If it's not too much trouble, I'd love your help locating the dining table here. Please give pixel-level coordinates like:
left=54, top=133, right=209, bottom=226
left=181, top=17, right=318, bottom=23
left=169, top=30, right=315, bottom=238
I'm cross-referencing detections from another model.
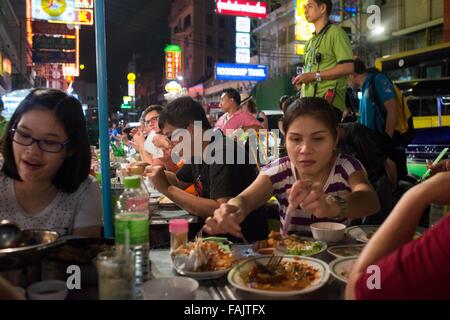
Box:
left=64, top=235, right=359, bottom=300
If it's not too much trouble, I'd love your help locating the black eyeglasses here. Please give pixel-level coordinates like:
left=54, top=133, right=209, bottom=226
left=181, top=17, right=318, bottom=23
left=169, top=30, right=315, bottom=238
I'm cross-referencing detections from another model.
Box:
left=144, top=116, right=159, bottom=125
left=11, top=128, right=70, bottom=153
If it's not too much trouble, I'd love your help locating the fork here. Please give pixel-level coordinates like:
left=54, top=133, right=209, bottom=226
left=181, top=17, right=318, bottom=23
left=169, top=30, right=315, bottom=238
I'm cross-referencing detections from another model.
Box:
left=266, top=243, right=285, bottom=269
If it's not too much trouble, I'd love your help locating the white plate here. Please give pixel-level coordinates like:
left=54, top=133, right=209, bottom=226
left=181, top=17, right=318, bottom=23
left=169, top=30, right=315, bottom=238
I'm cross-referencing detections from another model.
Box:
left=329, top=256, right=358, bottom=283
left=327, top=244, right=365, bottom=258
left=346, top=225, right=422, bottom=243
left=345, top=225, right=379, bottom=243
left=174, top=267, right=231, bottom=280
left=156, top=210, right=189, bottom=219
left=227, top=255, right=330, bottom=297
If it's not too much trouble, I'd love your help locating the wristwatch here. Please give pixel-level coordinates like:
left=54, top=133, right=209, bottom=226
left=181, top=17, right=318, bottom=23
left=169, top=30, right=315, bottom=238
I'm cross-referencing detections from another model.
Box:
left=326, top=195, right=348, bottom=219
left=315, top=72, right=322, bottom=82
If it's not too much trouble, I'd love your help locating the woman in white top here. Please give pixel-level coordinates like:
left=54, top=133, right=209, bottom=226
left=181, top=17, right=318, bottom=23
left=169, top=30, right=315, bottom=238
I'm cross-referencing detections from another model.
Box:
left=0, top=88, right=102, bottom=237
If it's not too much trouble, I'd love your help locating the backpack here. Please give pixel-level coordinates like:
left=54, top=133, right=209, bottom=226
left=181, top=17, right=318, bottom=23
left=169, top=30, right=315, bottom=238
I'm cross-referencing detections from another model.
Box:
left=367, top=68, right=414, bottom=146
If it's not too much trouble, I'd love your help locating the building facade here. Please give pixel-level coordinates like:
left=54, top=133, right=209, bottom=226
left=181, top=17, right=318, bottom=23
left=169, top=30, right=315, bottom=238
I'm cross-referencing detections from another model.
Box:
left=0, top=0, right=30, bottom=95
left=169, top=0, right=235, bottom=89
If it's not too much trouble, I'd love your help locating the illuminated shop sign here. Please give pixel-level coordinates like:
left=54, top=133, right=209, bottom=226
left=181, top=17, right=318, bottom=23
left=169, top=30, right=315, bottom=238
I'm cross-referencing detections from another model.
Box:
left=165, top=44, right=182, bottom=80
left=216, top=0, right=267, bottom=19
left=215, top=63, right=267, bottom=81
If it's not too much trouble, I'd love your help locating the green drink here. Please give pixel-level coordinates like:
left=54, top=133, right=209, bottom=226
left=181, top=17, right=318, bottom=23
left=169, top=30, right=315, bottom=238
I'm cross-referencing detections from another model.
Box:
left=115, top=212, right=149, bottom=246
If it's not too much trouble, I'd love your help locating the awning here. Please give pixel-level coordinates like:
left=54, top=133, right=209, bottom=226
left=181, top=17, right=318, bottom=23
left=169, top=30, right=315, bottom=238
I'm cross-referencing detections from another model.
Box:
left=254, top=75, right=296, bottom=110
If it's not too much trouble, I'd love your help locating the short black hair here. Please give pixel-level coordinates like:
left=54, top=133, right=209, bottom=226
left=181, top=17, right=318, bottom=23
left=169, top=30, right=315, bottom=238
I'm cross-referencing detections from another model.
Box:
left=222, top=88, right=241, bottom=106
left=354, top=58, right=368, bottom=74
left=1, top=88, right=91, bottom=193
left=158, top=96, right=211, bottom=131
left=283, top=97, right=337, bottom=138
left=140, top=104, right=163, bottom=123
left=314, top=0, right=332, bottom=16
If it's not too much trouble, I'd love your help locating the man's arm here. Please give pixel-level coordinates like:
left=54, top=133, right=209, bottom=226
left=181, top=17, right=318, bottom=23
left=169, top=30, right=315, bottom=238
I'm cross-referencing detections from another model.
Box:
left=383, top=99, right=398, bottom=138
left=319, top=62, right=354, bottom=80
left=165, top=170, right=191, bottom=190
left=166, top=186, right=229, bottom=219
left=346, top=172, right=450, bottom=299
left=293, top=62, right=354, bottom=85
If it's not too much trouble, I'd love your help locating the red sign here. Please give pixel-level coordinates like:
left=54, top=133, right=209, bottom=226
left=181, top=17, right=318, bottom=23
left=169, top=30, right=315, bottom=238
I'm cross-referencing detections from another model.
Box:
left=165, top=51, right=182, bottom=80
left=216, top=0, right=267, bottom=18
left=31, top=20, right=76, bottom=36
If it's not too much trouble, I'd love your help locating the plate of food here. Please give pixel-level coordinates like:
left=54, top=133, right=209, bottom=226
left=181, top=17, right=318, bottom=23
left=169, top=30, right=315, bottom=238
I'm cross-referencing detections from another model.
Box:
left=171, top=238, right=236, bottom=280
left=346, top=225, right=421, bottom=243
left=228, top=255, right=330, bottom=297
left=327, top=244, right=366, bottom=258
left=345, top=225, right=379, bottom=243
left=254, top=231, right=327, bottom=257
left=329, top=256, right=358, bottom=283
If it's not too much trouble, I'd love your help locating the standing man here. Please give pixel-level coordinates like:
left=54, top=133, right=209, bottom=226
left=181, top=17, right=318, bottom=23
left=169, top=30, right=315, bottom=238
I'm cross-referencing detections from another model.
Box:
left=347, top=58, right=404, bottom=182
left=215, top=88, right=262, bottom=136
left=292, top=0, right=354, bottom=120
left=347, top=59, right=398, bottom=138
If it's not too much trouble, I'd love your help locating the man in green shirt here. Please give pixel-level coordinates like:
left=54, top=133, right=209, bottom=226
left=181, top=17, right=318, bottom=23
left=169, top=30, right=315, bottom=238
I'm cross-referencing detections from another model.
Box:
left=292, top=0, right=354, bottom=120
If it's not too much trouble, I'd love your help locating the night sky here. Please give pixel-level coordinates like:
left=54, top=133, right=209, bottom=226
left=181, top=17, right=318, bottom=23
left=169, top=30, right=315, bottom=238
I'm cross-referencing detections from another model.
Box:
left=79, top=0, right=171, bottom=109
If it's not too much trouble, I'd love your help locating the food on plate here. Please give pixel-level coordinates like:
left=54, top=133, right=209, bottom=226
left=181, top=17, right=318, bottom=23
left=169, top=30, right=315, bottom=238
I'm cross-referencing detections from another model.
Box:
left=254, top=231, right=325, bottom=256
left=339, top=261, right=355, bottom=280
left=243, top=257, right=320, bottom=291
left=171, top=240, right=235, bottom=272
left=159, top=196, right=175, bottom=204
left=328, top=245, right=365, bottom=257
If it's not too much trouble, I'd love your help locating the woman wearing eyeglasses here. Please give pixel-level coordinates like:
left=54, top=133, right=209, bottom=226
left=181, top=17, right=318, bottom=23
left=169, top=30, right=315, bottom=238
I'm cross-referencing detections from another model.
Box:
left=0, top=88, right=102, bottom=237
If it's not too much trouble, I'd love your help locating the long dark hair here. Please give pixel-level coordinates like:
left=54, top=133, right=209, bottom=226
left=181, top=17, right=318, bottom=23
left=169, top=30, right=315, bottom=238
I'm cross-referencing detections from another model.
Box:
left=1, top=88, right=91, bottom=193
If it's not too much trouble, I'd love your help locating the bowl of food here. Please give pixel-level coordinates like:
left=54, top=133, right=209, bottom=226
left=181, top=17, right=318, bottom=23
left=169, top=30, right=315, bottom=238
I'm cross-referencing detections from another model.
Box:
left=310, top=222, right=346, bottom=243
left=228, top=255, right=330, bottom=297
left=141, top=277, right=199, bottom=300
left=329, top=256, right=358, bottom=283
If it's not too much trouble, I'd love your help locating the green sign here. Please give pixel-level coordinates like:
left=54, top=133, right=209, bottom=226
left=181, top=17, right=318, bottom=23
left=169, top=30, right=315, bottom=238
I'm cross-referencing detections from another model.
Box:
left=164, top=44, right=182, bottom=53
left=120, top=103, right=133, bottom=109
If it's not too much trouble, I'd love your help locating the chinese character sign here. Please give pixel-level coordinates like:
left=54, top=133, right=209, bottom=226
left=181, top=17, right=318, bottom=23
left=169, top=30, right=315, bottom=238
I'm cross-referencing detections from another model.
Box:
left=165, top=44, right=182, bottom=80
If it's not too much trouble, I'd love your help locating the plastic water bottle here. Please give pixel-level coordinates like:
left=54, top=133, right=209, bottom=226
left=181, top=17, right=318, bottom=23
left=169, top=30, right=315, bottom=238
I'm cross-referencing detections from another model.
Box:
left=115, top=176, right=150, bottom=298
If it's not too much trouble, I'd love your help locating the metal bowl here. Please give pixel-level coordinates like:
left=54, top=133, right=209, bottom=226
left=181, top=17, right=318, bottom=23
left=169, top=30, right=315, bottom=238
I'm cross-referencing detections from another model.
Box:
left=0, top=230, right=62, bottom=271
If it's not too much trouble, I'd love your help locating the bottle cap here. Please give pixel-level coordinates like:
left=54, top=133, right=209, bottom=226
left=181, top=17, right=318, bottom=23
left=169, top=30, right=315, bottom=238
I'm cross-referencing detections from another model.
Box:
left=123, top=176, right=141, bottom=189
left=169, top=219, right=188, bottom=233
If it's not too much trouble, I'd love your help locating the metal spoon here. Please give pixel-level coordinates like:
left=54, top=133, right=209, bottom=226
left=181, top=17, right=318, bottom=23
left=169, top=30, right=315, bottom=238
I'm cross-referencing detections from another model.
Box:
left=0, top=220, right=22, bottom=249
